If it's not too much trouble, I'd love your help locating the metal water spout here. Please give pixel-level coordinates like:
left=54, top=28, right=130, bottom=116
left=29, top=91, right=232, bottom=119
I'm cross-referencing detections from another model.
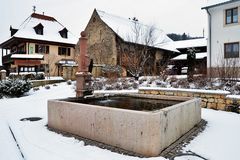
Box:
left=76, top=31, right=93, bottom=98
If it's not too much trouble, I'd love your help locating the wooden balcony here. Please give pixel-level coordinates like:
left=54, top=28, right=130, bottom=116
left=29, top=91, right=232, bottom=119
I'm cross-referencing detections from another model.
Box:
left=2, top=51, right=26, bottom=64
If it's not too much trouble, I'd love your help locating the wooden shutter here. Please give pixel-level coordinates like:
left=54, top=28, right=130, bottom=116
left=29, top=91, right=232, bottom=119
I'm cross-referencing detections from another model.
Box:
left=46, top=46, right=49, bottom=54
left=35, top=45, right=39, bottom=53
left=67, top=48, right=71, bottom=56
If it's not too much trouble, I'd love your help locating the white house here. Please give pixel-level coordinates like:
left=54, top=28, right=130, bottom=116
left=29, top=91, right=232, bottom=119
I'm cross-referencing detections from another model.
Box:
left=203, top=0, right=240, bottom=77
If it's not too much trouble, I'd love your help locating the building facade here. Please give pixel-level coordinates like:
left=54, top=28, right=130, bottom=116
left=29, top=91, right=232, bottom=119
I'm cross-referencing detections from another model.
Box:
left=0, top=12, right=78, bottom=76
left=78, top=9, right=178, bottom=77
left=170, top=38, right=207, bottom=75
left=203, top=0, right=240, bottom=77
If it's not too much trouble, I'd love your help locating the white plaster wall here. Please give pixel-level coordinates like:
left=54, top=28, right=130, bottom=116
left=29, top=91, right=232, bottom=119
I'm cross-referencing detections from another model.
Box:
left=208, top=1, right=240, bottom=67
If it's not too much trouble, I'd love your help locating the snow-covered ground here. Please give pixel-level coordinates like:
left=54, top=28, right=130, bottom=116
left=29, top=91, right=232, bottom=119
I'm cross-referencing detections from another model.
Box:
left=0, top=82, right=239, bottom=160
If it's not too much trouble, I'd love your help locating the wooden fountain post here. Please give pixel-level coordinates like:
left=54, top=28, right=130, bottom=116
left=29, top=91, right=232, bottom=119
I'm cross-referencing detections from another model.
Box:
left=76, top=31, right=93, bottom=98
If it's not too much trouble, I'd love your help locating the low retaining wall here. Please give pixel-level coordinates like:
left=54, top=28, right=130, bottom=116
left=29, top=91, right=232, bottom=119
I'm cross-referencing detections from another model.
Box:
left=139, top=87, right=235, bottom=111
left=31, top=79, right=65, bottom=87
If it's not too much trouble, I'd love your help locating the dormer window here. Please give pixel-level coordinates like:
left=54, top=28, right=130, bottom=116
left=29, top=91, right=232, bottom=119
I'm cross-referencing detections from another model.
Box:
left=10, top=26, right=18, bottom=36
left=59, top=28, right=68, bottom=38
left=34, top=23, right=44, bottom=35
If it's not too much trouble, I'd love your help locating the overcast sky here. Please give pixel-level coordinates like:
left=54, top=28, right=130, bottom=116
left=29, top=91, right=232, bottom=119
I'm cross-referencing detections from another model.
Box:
left=0, top=0, right=208, bottom=43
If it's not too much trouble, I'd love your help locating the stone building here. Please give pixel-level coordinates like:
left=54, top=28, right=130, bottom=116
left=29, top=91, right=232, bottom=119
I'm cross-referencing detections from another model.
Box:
left=77, top=9, right=179, bottom=77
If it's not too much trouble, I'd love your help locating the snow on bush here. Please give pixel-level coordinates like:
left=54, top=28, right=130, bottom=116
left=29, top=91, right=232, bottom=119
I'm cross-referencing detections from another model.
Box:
left=92, top=77, right=138, bottom=90
left=9, top=72, right=45, bottom=80
left=85, top=75, right=240, bottom=95
left=0, top=79, right=32, bottom=98
left=67, top=80, right=72, bottom=85
left=45, top=85, right=51, bottom=90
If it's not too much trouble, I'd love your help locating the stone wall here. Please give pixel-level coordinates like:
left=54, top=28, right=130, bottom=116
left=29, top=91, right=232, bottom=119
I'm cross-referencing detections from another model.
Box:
left=62, top=66, right=77, bottom=80
left=139, top=88, right=239, bottom=112
left=31, top=79, right=65, bottom=87
left=83, top=10, right=118, bottom=77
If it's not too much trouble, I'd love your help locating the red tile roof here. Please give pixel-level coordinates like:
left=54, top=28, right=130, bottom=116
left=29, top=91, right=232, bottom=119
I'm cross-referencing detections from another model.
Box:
left=31, top=13, right=56, bottom=21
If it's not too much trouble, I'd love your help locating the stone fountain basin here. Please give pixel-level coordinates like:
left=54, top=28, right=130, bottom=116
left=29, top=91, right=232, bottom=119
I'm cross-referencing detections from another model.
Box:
left=48, top=94, right=201, bottom=157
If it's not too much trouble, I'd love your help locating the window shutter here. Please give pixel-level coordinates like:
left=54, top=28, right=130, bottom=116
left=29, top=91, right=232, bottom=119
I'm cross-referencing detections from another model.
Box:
left=68, top=48, right=71, bottom=56
left=35, top=45, right=39, bottom=53
left=58, top=47, right=61, bottom=55
left=46, top=46, right=49, bottom=54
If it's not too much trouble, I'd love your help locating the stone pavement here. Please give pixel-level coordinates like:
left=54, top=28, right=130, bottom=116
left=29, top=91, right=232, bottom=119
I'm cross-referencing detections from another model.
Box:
left=49, top=119, right=207, bottom=158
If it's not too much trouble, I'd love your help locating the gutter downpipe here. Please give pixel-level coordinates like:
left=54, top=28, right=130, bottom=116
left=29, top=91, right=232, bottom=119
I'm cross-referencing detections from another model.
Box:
left=206, top=8, right=212, bottom=78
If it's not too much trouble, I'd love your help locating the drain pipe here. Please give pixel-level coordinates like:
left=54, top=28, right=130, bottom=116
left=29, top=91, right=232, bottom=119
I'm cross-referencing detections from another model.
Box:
left=206, top=9, right=212, bottom=78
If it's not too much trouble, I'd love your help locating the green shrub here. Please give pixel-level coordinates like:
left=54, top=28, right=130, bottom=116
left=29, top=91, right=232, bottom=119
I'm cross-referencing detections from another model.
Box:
left=0, top=79, right=32, bottom=97
left=9, top=72, right=45, bottom=80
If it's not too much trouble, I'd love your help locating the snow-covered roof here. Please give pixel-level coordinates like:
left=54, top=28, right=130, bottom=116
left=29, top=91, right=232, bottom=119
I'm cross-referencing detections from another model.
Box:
left=2, top=13, right=78, bottom=45
left=173, top=38, right=207, bottom=49
left=96, top=10, right=179, bottom=53
left=202, top=0, right=238, bottom=9
left=11, top=54, right=44, bottom=59
left=57, top=59, right=77, bottom=66
left=172, top=52, right=207, bottom=61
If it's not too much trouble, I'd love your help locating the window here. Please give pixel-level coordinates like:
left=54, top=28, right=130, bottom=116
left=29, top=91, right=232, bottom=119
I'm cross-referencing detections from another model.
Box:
left=19, top=66, right=36, bottom=73
left=34, top=23, right=44, bottom=35
left=224, top=42, right=239, bottom=58
left=36, top=29, right=43, bottom=35
left=58, top=47, right=71, bottom=56
left=35, top=44, right=49, bottom=54
left=59, top=28, right=68, bottom=38
left=226, top=8, right=238, bottom=24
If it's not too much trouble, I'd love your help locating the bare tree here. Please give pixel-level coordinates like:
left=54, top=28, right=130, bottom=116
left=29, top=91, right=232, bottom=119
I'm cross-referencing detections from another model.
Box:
left=215, top=54, right=240, bottom=82
left=44, top=54, right=57, bottom=79
left=119, top=20, right=158, bottom=79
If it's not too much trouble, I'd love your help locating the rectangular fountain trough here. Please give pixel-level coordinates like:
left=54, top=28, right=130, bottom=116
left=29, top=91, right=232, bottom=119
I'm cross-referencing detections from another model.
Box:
left=48, top=94, right=201, bottom=157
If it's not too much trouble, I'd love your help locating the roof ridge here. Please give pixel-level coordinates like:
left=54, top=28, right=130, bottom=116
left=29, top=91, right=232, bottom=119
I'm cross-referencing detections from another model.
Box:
left=96, top=9, right=162, bottom=32
left=31, top=13, right=56, bottom=21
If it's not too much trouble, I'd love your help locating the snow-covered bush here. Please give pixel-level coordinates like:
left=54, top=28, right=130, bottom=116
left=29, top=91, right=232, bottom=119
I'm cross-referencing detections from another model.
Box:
left=9, top=72, right=45, bottom=80
left=67, top=80, right=72, bottom=85
left=0, top=79, right=32, bottom=97
left=92, top=78, right=106, bottom=90
left=33, top=87, right=40, bottom=91
left=105, top=84, right=115, bottom=90
left=102, top=65, right=122, bottom=78
left=122, top=81, right=132, bottom=89
left=45, top=85, right=51, bottom=90
left=132, top=82, right=138, bottom=89
left=35, top=72, right=45, bottom=80
left=154, top=80, right=168, bottom=88
left=174, top=79, right=189, bottom=88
